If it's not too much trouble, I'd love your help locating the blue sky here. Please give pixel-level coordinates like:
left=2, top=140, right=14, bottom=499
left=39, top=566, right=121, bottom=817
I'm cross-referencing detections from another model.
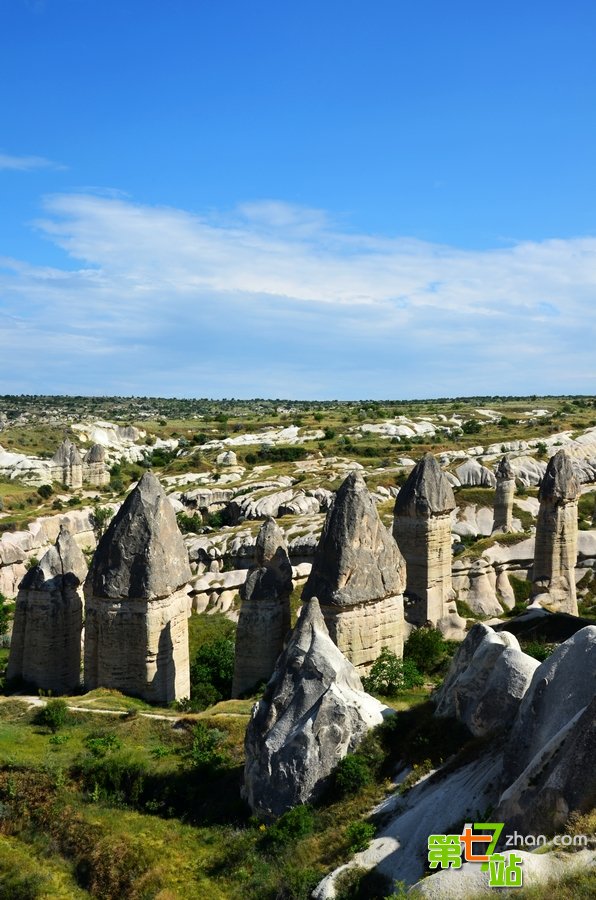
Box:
left=1, top=0, right=596, bottom=399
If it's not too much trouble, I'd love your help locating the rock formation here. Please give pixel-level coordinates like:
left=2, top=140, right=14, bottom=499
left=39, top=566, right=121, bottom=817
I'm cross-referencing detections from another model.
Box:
left=51, top=438, right=83, bottom=488
left=232, top=517, right=292, bottom=697
left=531, top=449, right=580, bottom=614
left=83, top=443, right=110, bottom=486
left=243, top=597, right=387, bottom=819
left=434, top=623, right=539, bottom=737
left=7, top=525, right=87, bottom=693
left=492, top=456, right=516, bottom=533
left=393, top=454, right=458, bottom=628
left=84, top=471, right=192, bottom=704
left=302, top=471, right=406, bottom=673
left=498, top=625, right=596, bottom=835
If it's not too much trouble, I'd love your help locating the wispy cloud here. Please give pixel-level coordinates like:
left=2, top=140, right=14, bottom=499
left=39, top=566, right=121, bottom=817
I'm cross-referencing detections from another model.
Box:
left=0, top=192, right=595, bottom=398
left=0, top=153, right=65, bottom=172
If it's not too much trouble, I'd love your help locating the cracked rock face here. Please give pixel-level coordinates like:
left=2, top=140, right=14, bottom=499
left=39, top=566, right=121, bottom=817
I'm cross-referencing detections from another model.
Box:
left=302, top=471, right=406, bottom=671
left=393, top=454, right=456, bottom=626
left=243, top=597, right=387, bottom=819
left=532, top=450, right=580, bottom=614
left=84, top=472, right=191, bottom=704
left=232, top=518, right=292, bottom=698
left=7, top=525, right=87, bottom=694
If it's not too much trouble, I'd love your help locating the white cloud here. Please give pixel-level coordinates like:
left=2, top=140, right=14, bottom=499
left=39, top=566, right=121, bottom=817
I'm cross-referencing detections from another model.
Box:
left=0, top=153, right=64, bottom=171
left=1, top=192, right=595, bottom=398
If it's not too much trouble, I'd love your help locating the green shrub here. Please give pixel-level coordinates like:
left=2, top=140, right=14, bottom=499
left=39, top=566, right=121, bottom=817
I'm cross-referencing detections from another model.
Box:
left=35, top=699, right=69, bottom=733
left=262, top=804, right=315, bottom=849
left=362, top=648, right=423, bottom=696
left=404, top=626, right=456, bottom=675
left=185, top=722, right=228, bottom=772
left=36, top=483, right=53, bottom=500
left=0, top=592, right=9, bottom=638
left=345, top=821, right=375, bottom=853
left=92, top=505, right=113, bottom=539
left=334, top=753, right=372, bottom=795
left=84, top=731, right=122, bottom=758
left=189, top=634, right=235, bottom=709
left=522, top=641, right=557, bottom=662
left=176, top=511, right=203, bottom=533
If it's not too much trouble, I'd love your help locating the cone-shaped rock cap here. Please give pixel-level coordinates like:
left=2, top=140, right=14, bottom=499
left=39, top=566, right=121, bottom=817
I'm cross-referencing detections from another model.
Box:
left=87, top=471, right=192, bottom=600
left=20, top=524, right=88, bottom=591
left=277, top=597, right=364, bottom=691
left=539, top=449, right=580, bottom=503
left=302, top=470, right=405, bottom=607
left=496, top=456, right=515, bottom=480
left=394, top=453, right=456, bottom=518
left=255, top=517, right=289, bottom=569
left=84, top=443, right=106, bottom=463
left=52, top=438, right=82, bottom=466
left=243, top=517, right=292, bottom=602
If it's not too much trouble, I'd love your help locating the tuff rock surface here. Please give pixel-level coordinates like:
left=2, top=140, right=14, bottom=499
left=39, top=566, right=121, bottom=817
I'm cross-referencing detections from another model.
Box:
left=232, top=517, right=292, bottom=697
left=84, top=472, right=192, bottom=704
left=7, top=525, right=87, bottom=693
left=243, top=597, right=387, bottom=819
left=433, top=623, right=539, bottom=737
left=393, top=454, right=462, bottom=632
left=492, top=456, right=516, bottom=533
left=532, top=449, right=580, bottom=614
left=303, top=471, right=406, bottom=671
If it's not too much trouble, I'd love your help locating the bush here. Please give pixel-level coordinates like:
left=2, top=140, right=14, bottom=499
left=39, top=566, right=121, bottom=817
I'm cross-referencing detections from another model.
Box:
left=176, top=511, right=203, bottom=533
left=84, top=731, right=122, bottom=758
left=262, top=805, right=315, bottom=849
left=92, top=505, right=113, bottom=539
left=334, top=754, right=372, bottom=795
left=36, top=699, right=69, bottom=733
left=362, top=648, right=424, bottom=696
left=404, top=626, right=456, bottom=676
left=0, top=592, right=9, bottom=638
left=185, top=722, right=228, bottom=772
left=345, top=821, right=375, bottom=852
left=189, top=635, right=235, bottom=709
left=37, top=484, right=53, bottom=500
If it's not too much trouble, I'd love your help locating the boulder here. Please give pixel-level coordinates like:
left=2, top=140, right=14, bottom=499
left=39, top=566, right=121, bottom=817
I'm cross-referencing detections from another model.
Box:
left=243, top=598, right=387, bottom=819
left=434, top=623, right=539, bottom=737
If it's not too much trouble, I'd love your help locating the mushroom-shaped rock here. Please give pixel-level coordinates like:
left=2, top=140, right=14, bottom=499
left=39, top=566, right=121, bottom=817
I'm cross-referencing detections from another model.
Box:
left=7, top=525, right=87, bottom=693
left=243, top=597, right=387, bottom=819
left=84, top=472, right=192, bottom=703
left=83, top=443, right=110, bottom=486
left=532, top=450, right=580, bottom=614
left=433, top=623, right=539, bottom=737
left=232, top=518, right=292, bottom=698
left=492, top=456, right=516, bottom=534
left=302, top=471, right=406, bottom=672
left=393, top=454, right=457, bottom=627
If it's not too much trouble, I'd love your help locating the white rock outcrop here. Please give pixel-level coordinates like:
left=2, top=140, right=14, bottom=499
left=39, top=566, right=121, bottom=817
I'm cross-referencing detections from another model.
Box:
left=243, top=597, right=387, bottom=819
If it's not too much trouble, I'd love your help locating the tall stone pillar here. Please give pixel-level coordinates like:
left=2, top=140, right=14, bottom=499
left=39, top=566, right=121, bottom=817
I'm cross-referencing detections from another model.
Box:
left=492, top=456, right=516, bottom=533
left=532, top=449, right=580, bottom=614
left=392, top=453, right=456, bottom=627
left=84, top=472, right=192, bottom=704
left=7, top=525, right=86, bottom=694
left=302, top=471, right=406, bottom=674
left=232, top=517, right=292, bottom=698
